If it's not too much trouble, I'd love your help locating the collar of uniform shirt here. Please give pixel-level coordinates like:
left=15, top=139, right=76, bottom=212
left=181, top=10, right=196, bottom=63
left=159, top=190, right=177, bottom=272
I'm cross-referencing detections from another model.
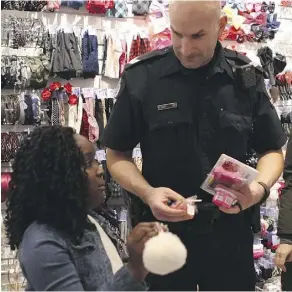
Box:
left=157, top=42, right=229, bottom=80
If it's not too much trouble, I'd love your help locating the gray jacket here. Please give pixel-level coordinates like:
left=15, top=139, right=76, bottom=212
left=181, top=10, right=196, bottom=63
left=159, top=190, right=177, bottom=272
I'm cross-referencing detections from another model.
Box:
left=19, top=220, right=147, bottom=291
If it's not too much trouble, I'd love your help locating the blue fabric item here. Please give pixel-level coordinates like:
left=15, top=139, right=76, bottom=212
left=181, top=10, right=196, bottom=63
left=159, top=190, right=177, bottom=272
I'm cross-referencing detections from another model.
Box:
left=61, top=0, right=83, bottom=9
left=82, top=31, right=99, bottom=78
left=19, top=220, right=147, bottom=291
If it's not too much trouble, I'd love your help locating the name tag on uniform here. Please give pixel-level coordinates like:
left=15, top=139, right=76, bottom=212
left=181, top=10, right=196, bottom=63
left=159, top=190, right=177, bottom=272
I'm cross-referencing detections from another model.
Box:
left=157, top=102, right=178, bottom=111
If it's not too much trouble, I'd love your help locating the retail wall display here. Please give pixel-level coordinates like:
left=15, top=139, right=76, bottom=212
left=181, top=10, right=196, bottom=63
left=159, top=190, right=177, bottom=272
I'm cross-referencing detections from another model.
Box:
left=1, top=0, right=159, bottom=17
left=221, top=1, right=281, bottom=43
left=1, top=210, right=26, bottom=291
left=1, top=131, right=29, bottom=163
left=280, top=0, right=292, bottom=7
left=254, top=182, right=284, bottom=290
left=1, top=2, right=292, bottom=291
left=272, top=69, right=292, bottom=138
left=1, top=14, right=152, bottom=89
left=1, top=173, right=11, bottom=203
left=1, top=83, right=119, bottom=163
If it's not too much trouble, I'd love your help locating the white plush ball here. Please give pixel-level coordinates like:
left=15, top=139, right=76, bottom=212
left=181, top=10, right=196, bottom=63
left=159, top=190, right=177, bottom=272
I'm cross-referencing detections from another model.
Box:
left=142, top=232, right=187, bottom=276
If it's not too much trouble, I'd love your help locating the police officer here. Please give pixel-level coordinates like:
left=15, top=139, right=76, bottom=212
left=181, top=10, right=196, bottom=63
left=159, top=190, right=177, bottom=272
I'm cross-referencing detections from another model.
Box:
left=102, top=1, right=286, bottom=291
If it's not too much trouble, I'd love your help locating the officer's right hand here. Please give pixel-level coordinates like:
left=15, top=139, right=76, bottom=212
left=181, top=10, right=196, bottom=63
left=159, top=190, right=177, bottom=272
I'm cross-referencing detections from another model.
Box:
left=143, top=187, right=194, bottom=222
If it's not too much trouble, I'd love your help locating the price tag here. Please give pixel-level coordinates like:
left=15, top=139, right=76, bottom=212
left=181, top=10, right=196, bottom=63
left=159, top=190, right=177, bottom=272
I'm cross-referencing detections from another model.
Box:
left=88, top=26, right=97, bottom=36
left=272, top=235, right=280, bottom=246
left=64, top=26, right=73, bottom=34
left=119, top=209, right=128, bottom=222
left=72, top=87, right=81, bottom=96
left=135, top=148, right=142, bottom=158
left=95, top=150, right=106, bottom=161
left=93, top=88, right=100, bottom=98
left=132, top=148, right=142, bottom=158
left=132, top=148, right=137, bottom=158
left=139, top=30, right=148, bottom=39
left=82, top=88, right=94, bottom=98
left=100, top=89, right=107, bottom=99
left=48, top=24, right=57, bottom=34
left=107, top=89, right=115, bottom=99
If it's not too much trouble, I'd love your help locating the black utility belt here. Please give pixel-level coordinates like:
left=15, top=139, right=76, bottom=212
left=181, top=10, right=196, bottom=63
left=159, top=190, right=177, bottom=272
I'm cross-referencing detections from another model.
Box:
left=139, top=202, right=248, bottom=234
left=158, top=203, right=220, bottom=235
left=196, top=202, right=220, bottom=222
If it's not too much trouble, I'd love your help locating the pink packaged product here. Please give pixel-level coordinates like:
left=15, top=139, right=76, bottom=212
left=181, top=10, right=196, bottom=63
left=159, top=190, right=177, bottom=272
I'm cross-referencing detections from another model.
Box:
left=212, top=185, right=237, bottom=209
left=201, top=154, right=258, bottom=208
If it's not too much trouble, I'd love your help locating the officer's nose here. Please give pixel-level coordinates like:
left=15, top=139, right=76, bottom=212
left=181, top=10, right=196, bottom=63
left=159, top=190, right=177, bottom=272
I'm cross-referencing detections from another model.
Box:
left=180, top=39, right=193, bottom=57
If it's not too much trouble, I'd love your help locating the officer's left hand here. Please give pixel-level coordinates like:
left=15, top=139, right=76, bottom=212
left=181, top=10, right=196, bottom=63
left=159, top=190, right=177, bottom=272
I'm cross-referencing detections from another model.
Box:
left=274, top=244, right=292, bottom=272
left=218, top=181, right=265, bottom=214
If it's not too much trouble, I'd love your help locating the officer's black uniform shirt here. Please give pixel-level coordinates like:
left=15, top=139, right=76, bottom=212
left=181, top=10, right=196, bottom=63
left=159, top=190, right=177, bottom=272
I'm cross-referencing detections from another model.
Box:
left=102, top=42, right=286, bottom=203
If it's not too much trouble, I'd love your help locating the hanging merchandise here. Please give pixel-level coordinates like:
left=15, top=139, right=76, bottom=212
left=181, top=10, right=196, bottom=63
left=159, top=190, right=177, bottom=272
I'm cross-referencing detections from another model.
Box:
left=147, top=0, right=171, bottom=50
left=258, top=46, right=277, bottom=85
left=1, top=92, right=43, bottom=126
left=149, top=28, right=171, bottom=50
left=113, top=0, right=128, bottom=18
left=51, top=30, right=83, bottom=80
left=46, top=0, right=62, bottom=11
left=280, top=0, right=292, bottom=7
left=80, top=108, right=90, bottom=139
left=119, top=38, right=128, bottom=76
left=108, top=177, right=123, bottom=198
left=132, top=0, right=151, bottom=16
left=1, top=16, right=46, bottom=49
left=1, top=131, right=29, bottom=163
left=220, top=1, right=282, bottom=43
left=95, top=97, right=105, bottom=138
left=61, top=0, right=84, bottom=10
left=1, top=55, right=50, bottom=90
left=1, top=14, right=156, bottom=83
left=103, top=34, right=124, bottom=79
left=129, top=34, right=151, bottom=61
left=82, top=29, right=99, bottom=78
left=82, top=88, right=100, bottom=142
left=253, top=182, right=286, bottom=290
left=1, top=173, right=11, bottom=203
left=273, top=53, right=287, bottom=75
left=67, top=86, right=83, bottom=134
left=1, top=95, right=21, bottom=125
left=41, top=82, right=80, bottom=126
left=100, top=31, right=151, bottom=78
left=1, top=1, right=47, bottom=11
left=86, top=0, right=114, bottom=14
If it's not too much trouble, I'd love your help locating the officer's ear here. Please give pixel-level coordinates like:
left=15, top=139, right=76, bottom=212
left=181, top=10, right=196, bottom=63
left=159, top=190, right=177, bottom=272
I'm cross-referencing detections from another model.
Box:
left=218, top=15, right=227, bottom=36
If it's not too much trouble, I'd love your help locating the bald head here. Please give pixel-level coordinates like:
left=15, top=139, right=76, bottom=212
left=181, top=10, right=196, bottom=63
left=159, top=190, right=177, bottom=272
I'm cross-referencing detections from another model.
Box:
left=169, top=1, right=221, bottom=22
left=169, top=1, right=226, bottom=69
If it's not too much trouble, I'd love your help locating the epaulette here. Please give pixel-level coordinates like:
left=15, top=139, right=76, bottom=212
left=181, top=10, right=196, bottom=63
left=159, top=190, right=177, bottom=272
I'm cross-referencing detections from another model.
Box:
left=224, top=48, right=263, bottom=74
left=124, top=47, right=171, bottom=71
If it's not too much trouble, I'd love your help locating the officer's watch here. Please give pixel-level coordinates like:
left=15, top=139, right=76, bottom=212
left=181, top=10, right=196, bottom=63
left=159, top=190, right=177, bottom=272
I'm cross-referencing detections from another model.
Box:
left=257, top=182, right=270, bottom=205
